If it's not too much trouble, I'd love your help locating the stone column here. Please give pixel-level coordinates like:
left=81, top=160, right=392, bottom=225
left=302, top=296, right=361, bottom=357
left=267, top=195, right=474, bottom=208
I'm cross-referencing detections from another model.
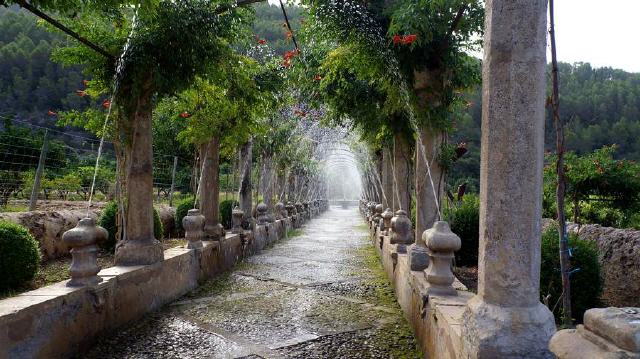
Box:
left=115, top=74, right=163, bottom=266
left=381, top=145, right=394, bottom=209
left=393, top=132, right=411, bottom=213
left=239, top=138, right=253, bottom=228
left=200, top=136, right=223, bottom=240
left=461, top=1, right=556, bottom=357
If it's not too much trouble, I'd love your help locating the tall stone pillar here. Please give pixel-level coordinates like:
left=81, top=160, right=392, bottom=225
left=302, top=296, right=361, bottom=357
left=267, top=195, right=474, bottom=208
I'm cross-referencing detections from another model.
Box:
left=239, top=138, right=253, bottom=228
left=393, top=133, right=411, bottom=213
left=381, top=145, right=394, bottom=209
left=461, top=1, right=556, bottom=358
left=199, top=136, right=223, bottom=240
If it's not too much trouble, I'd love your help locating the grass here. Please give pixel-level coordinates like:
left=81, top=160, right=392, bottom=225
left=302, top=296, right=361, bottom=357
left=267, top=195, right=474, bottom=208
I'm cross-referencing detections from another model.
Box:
left=286, top=228, right=304, bottom=238
left=0, top=204, right=29, bottom=212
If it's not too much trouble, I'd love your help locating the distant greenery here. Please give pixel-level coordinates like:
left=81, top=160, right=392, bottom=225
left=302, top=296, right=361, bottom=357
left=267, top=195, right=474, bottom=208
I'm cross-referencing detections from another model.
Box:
left=543, top=145, right=640, bottom=229
left=252, top=3, right=303, bottom=56
left=0, top=6, right=88, bottom=115
left=450, top=62, right=640, bottom=193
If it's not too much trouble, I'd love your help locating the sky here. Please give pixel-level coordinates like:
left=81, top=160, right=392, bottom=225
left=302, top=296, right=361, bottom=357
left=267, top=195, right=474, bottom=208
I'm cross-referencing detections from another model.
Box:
left=551, top=0, right=640, bottom=73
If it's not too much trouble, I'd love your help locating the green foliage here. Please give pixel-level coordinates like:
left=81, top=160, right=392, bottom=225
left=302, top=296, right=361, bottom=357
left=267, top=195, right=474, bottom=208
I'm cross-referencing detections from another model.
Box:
left=447, top=194, right=479, bottom=266
left=540, top=225, right=602, bottom=323
left=0, top=221, right=41, bottom=293
left=219, top=199, right=239, bottom=229
left=175, top=196, right=195, bottom=233
left=99, top=201, right=163, bottom=251
left=543, top=145, right=640, bottom=228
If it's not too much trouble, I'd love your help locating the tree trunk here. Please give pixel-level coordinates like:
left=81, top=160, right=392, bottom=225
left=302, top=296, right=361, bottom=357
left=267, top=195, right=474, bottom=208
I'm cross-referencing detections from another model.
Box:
left=115, top=74, right=163, bottom=266
left=239, top=138, right=253, bottom=227
left=199, top=136, right=223, bottom=240
left=393, top=132, right=412, bottom=213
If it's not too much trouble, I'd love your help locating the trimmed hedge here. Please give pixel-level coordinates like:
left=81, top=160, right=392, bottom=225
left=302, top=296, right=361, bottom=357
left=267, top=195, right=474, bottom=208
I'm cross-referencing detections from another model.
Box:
left=448, top=194, right=480, bottom=266
left=541, top=225, right=602, bottom=324
left=0, top=221, right=41, bottom=292
left=99, top=201, right=163, bottom=251
left=175, top=196, right=195, bottom=233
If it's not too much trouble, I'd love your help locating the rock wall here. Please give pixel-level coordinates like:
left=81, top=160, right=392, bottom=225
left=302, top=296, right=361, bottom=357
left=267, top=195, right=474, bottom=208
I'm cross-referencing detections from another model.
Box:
left=0, top=206, right=177, bottom=261
left=565, top=223, right=640, bottom=307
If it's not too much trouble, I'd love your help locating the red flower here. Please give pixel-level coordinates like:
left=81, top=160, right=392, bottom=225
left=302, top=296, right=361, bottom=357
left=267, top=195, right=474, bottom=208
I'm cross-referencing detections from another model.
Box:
left=293, top=109, right=306, bottom=117
left=82, top=79, right=90, bottom=86
left=47, top=110, right=57, bottom=117
left=402, top=34, right=418, bottom=45
left=257, top=38, right=267, bottom=45
left=179, top=112, right=191, bottom=118
left=102, top=99, right=111, bottom=109
left=282, top=59, right=291, bottom=68
left=313, top=75, right=322, bottom=81
left=455, top=142, right=468, bottom=159
left=76, top=90, right=87, bottom=97
left=285, top=31, right=292, bottom=40
left=392, top=35, right=402, bottom=44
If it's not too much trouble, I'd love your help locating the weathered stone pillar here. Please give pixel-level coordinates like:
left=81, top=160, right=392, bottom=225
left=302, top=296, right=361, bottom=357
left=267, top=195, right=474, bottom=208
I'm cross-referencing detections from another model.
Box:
left=239, top=139, right=253, bottom=228
left=461, top=1, right=556, bottom=357
left=115, top=74, right=163, bottom=266
left=393, top=132, right=412, bottom=213
left=382, top=146, right=394, bottom=209
left=199, top=136, right=223, bottom=240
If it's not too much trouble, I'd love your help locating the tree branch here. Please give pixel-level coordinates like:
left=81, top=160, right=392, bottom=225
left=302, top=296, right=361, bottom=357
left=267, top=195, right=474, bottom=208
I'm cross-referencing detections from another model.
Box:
left=16, top=0, right=115, bottom=61
left=214, top=0, right=267, bottom=14
left=446, top=5, right=467, bottom=39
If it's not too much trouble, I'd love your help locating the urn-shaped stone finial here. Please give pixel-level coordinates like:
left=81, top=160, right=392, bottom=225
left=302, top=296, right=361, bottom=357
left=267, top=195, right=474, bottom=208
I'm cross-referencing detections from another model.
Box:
left=295, top=202, right=304, bottom=214
left=367, top=202, right=376, bottom=218
left=62, top=217, right=107, bottom=287
left=381, top=208, right=393, bottom=234
left=422, top=221, right=461, bottom=296
left=275, top=202, right=287, bottom=220
left=390, top=210, right=412, bottom=253
left=256, top=202, right=268, bottom=225
left=183, top=209, right=205, bottom=249
left=285, top=203, right=295, bottom=217
left=373, top=203, right=384, bottom=225
left=231, top=206, right=244, bottom=234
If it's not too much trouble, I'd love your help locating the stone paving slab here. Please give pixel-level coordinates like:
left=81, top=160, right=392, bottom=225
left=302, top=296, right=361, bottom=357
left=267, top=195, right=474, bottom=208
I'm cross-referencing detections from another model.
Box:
left=84, top=207, right=421, bottom=358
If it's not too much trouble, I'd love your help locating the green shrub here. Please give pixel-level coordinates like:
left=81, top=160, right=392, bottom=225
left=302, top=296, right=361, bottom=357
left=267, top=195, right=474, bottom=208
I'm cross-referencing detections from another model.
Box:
left=99, top=201, right=163, bottom=251
left=219, top=199, right=239, bottom=229
left=540, top=225, right=602, bottom=324
left=0, top=221, right=41, bottom=292
left=447, top=194, right=480, bottom=266
left=175, top=196, right=195, bottom=233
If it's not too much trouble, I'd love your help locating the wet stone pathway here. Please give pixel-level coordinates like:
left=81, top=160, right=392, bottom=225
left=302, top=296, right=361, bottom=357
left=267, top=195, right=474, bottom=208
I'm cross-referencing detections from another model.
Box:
left=84, top=207, right=420, bottom=359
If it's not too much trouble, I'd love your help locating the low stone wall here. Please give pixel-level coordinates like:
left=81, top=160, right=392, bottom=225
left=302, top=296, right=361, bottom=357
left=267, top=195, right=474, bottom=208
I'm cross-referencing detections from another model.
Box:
left=0, top=206, right=177, bottom=261
left=367, top=217, right=470, bottom=359
left=565, top=223, right=640, bottom=307
left=0, top=208, right=314, bottom=359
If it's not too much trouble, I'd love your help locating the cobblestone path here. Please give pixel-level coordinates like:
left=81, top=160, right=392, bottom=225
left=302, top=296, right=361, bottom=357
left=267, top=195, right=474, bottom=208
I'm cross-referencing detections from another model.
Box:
left=84, top=206, right=420, bottom=359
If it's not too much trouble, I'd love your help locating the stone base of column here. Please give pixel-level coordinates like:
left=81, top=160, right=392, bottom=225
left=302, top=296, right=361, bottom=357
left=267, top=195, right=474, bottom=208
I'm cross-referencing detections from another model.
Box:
left=407, top=244, right=429, bottom=271
left=461, top=296, right=556, bottom=359
left=205, top=223, right=224, bottom=241
left=115, top=238, right=164, bottom=266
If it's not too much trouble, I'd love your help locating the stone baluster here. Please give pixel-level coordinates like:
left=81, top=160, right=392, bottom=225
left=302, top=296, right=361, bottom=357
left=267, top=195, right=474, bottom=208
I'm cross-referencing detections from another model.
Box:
left=256, top=202, right=268, bottom=226
left=182, top=209, right=205, bottom=249
left=231, top=206, right=244, bottom=234
left=62, top=218, right=107, bottom=287
left=422, top=221, right=460, bottom=296
left=390, top=210, right=412, bottom=254
left=381, top=208, right=393, bottom=235
left=550, top=307, right=640, bottom=358
left=274, top=202, right=285, bottom=220
left=460, top=1, right=556, bottom=357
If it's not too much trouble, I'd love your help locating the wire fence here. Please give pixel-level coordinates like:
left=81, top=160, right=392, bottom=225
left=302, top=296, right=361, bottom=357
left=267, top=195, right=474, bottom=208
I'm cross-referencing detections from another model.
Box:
left=0, top=118, right=194, bottom=210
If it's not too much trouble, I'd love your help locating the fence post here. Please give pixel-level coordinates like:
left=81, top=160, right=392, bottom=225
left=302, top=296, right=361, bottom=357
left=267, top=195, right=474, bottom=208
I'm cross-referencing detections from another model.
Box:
left=29, top=129, right=49, bottom=211
left=169, top=156, right=178, bottom=207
